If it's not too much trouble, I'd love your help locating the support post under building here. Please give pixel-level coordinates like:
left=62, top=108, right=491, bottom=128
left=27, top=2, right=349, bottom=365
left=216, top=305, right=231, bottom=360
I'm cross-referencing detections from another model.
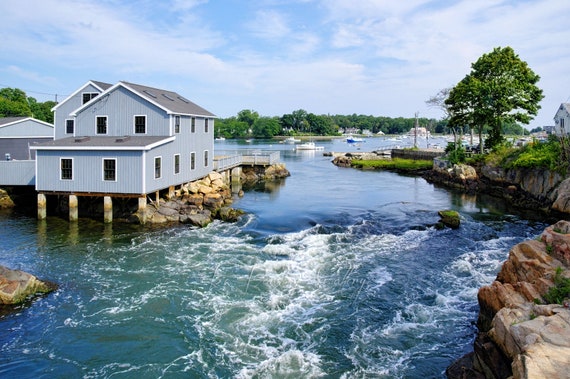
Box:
left=69, top=195, right=78, bottom=222
left=37, top=193, right=46, bottom=220
left=103, top=196, right=113, bottom=223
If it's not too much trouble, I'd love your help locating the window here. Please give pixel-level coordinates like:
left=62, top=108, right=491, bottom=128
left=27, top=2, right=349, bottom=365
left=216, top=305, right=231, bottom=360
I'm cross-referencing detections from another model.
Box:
left=154, top=157, right=161, bottom=179
left=65, top=119, right=74, bottom=134
left=205, top=118, right=209, bottom=133
left=561, top=118, right=565, bottom=131
left=191, top=117, right=195, bottom=133
left=82, top=92, right=98, bottom=104
left=204, top=150, right=209, bottom=167
left=103, top=159, right=116, bottom=181
left=60, top=158, right=73, bottom=180
left=96, top=116, right=107, bottom=134
left=174, top=154, right=180, bottom=174
left=190, top=152, right=196, bottom=170
left=134, top=115, right=146, bottom=134
left=174, top=116, right=180, bottom=133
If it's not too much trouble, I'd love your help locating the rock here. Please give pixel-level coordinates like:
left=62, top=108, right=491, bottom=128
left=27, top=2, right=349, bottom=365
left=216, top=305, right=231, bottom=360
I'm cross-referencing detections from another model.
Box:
left=0, top=265, right=56, bottom=305
left=552, top=178, right=570, bottom=214
left=0, top=189, right=15, bottom=209
left=452, top=164, right=478, bottom=181
left=450, top=222, right=570, bottom=379
left=188, top=211, right=212, bottom=227
left=438, top=209, right=460, bottom=229
left=218, top=207, right=245, bottom=222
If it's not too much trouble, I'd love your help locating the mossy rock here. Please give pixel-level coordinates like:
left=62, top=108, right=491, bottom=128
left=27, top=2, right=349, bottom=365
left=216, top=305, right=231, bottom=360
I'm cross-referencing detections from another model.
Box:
left=438, top=210, right=460, bottom=229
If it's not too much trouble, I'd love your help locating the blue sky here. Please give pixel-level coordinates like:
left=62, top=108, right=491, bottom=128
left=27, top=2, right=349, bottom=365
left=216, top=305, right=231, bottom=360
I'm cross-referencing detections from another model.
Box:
left=1, top=0, right=569, bottom=128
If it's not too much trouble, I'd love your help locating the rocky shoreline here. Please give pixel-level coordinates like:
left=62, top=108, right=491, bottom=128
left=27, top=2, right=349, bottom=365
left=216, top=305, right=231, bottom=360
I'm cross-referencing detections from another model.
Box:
left=447, top=221, right=570, bottom=379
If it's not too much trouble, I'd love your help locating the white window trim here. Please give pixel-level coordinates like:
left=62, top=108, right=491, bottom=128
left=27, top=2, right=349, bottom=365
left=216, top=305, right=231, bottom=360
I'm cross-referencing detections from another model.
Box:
left=65, top=118, right=75, bottom=135
left=102, top=158, right=117, bottom=182
left=82, top=92, right=98, bottom=104
left=190, top=151, right=196, bottom=170
left=60, top=157, right=74, bottom=181
left=96, top=115, right=108, bottom=135
left=174, top=154, right=180, bottom=175
left=134, top=115, right=147, bottom=134
left=154, top=156, right=162, bottom=179
left=174, top=115, right=181, bottom=134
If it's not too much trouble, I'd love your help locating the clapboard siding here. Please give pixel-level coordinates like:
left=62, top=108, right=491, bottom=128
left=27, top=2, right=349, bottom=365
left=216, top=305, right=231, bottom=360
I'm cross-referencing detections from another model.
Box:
left=0, top=161, right=35, bottom=186
left=74, top=87, right=169, bottom=137
left=54, top=83, right=104, bottom=140
left=0, top=118, right=54, bottom=137
left=36, top=150, right=145, bottom=194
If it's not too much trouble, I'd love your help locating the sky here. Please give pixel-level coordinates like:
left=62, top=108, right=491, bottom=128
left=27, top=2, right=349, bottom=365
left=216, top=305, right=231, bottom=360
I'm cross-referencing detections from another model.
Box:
left=1, top=0, right=569, bottom=128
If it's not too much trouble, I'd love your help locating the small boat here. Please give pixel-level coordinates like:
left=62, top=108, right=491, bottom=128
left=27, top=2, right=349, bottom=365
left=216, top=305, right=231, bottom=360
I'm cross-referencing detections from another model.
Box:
left=295, top=141, right=324, bottom=151
left=284, top=136, right=301, bottom=144
left=346, top=135, right=365, bottom=143
left=215, top=136, right=226, bottom=141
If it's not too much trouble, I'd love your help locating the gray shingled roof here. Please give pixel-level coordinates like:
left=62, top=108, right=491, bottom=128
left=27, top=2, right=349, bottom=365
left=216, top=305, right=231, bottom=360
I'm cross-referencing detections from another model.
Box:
left=32, top=135, right=172, bottom=149
left=0, top=117, right=28, bottom=126
left=121, top=81, right=216, bottom=117
left=91, top=80, right=113, bottom=91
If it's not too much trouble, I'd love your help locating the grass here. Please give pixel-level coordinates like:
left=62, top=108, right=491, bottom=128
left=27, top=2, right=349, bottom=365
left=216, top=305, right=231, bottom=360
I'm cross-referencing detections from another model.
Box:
left=351, top=158, right=433, bottom=172
left=544, top=266, right=570, bottom=305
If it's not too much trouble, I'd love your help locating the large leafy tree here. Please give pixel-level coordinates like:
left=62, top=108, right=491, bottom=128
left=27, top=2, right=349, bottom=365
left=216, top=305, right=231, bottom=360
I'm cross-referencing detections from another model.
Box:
left=445, top=46, right=543, bottom=152
left=0, top=88, right=32, bottom=118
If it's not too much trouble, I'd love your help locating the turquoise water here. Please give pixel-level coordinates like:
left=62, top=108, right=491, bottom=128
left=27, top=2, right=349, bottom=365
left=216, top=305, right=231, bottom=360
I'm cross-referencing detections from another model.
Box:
left=0, top=138, right=548, bottom=378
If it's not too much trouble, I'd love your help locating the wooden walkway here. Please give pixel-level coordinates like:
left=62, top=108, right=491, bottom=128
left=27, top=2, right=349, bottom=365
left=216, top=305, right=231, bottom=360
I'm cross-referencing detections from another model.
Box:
left=213, top=151, right=280, bottom=172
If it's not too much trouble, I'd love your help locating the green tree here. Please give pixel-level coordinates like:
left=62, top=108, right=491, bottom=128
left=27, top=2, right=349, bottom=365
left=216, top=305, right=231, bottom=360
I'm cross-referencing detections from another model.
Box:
left=445, top=46, right=543, bottom=153
left=0, top=87, right=32, bottom=118
left=280, top=109, right=308, bottom=133
left=252, top=116, right=281, bottom=138
left=237, top=109, right=259, bottom=128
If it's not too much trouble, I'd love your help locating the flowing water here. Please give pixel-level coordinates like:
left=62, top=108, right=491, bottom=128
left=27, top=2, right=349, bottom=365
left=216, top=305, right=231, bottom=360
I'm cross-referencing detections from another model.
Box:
left=0, top=138, right=549, bottom=378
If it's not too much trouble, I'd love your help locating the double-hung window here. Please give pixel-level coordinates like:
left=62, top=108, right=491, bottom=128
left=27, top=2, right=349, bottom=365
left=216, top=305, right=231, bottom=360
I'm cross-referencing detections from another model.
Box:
left=205, top=119, right=209, bottom=133
left=190, top=152, right=196, bottom=170
left=174, top=116, right=180, bottom=133
left=65, top=119, right=74, bottom=134
left=82, top=92, right=98, bottom=104
left=60, top=158, right=73, bottom=180
left=174, top=154, right=180, bottom=174
left=154, top=157, right=162, bottom=179
left=96, top=116, right=107, bottom=134
left=134, top=116, right=146, bottom=134
left=204, top=150, right=209, bottom=167
left=103, top=159, right=116, bottom=181
left=191, top=117, right=195, bottom=133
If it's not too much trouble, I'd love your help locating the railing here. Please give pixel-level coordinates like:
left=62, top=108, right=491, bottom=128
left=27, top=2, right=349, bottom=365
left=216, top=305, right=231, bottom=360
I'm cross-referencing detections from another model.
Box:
left=214, top=151, right=280, bottom=171
left=0, top=160, right=36, bottom=186
left=213, top=155, right=242, bottom=171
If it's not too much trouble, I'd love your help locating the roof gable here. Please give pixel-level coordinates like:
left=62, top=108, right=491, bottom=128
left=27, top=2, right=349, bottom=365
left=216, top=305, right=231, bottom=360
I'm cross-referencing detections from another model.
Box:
left=51, top=80, right=113, bottom=112
left=70, top=81, right=216, bottom=118
left=0, top=117, right=54, bottom=129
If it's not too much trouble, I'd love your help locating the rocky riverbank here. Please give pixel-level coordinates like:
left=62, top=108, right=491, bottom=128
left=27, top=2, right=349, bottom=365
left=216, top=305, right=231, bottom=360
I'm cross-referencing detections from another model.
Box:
left=424, top=159, right=570, bottom=215
left=447, top=221, right=570, bottom=379
left=0, top=265, right=56, bottom=306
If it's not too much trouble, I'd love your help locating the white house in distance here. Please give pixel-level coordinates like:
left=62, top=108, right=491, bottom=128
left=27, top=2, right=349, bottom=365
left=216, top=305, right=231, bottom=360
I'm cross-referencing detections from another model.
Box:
left=31, top=80, right=216, bottom=222
left=553, top=103, right=570, bottom=135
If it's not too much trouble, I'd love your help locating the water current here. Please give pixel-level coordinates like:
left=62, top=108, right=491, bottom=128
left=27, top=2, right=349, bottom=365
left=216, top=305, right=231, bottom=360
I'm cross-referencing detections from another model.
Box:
left=0, top=137, right=549, bottom=378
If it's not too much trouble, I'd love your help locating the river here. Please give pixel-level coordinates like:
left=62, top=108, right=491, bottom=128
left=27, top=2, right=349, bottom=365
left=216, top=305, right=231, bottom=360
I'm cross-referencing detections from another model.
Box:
left=0, top=137, right=549, bottom=378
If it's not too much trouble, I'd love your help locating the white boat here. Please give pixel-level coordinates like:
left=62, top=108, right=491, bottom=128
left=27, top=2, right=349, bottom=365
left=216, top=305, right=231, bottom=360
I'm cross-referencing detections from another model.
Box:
left=215, top=136, right=225, bottom=141
left=284, top=136, right=301, bottom=144
left=295, top=141, right=324, bottom=151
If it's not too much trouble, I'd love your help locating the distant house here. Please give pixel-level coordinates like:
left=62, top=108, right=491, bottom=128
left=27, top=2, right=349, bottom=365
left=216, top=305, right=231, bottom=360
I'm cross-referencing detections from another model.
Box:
left=32, top=80, right=215, bottom=198
left=553, top=103, right=570, bottom=136
left=0, top=117, right=54, bottom=160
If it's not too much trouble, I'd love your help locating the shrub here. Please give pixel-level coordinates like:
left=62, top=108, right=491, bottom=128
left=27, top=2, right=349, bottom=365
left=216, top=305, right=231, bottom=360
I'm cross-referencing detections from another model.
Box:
left=543, top=267, right=570, bottom=305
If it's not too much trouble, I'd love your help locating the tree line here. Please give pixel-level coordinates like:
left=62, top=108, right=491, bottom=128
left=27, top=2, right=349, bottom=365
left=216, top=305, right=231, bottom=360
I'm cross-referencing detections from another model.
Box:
left=0, top=88, right=56, bottom=123
left=215, top=109, right=451, bottom=139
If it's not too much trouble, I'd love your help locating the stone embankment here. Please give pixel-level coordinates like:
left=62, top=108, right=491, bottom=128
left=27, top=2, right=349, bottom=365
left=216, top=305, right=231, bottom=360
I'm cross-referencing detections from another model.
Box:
left=0, top=265, right=56, bottom=305
left=0, top=189, right=15, bottom=209
left=447, top=221, right=570, bottom=379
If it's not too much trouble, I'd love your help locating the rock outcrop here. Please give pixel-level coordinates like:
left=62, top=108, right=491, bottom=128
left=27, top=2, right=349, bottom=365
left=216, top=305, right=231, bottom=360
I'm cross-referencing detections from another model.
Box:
left=0, top=265, right=56, bottom=305
left=426, top=160, right=570, bottom=215
left=447, top=221, right=570, bottom=379
left=130, top=171, right=243, bottom=227
left=437, top=209, right=461, bottom=229
left=0, top=189, right=15, bottom=209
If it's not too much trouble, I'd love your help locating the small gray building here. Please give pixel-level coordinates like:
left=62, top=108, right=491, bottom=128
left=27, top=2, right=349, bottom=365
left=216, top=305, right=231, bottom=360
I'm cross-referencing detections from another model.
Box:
left=31, top=80, right=216, bottom=221
left=0, top=117, right=54, bottom=161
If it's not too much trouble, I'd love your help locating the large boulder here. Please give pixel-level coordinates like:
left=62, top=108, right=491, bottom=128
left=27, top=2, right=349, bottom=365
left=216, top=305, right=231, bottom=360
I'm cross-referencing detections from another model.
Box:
left=0, top=265, right=56, bottom=305
left=0, top=189, right=15, bottom=209
left=437, top=209, right=461, bottom=229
